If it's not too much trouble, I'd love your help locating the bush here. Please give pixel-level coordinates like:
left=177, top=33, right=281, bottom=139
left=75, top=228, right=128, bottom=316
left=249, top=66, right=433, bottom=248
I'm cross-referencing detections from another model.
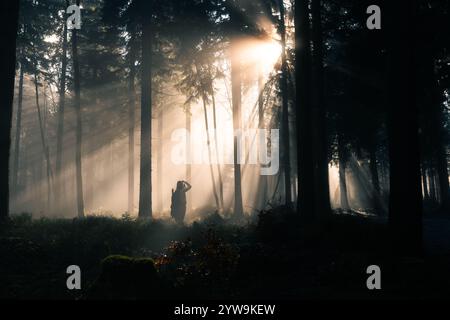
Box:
left=10, top=212, right=33, bottom=225
left=155, top=228, right=240, bottom=298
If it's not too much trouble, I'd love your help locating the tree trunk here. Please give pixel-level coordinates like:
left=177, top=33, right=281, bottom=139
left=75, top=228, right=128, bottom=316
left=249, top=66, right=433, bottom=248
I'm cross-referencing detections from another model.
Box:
left=311, top=0, right=331, bottom=218
left=369, top=142, right=383, bottom=214
left=422, top=52, right=449, bottom=209
left=258, top=70, right=267, bottom=210
left=295, top=0, right=314, bottom=220
left=338, top=135, right=350, bottom=211
left=279, top=0, right=292, bottom=207
left=72, top=12, right=85, bottom=218
left=433, top=169, right=440, bottom=203
left=138, top=10, right=153, bottom=219
left=157, top=109, right=163, bottom=213
left=231, top=40, right=244, bottom=217
left=202, top=95, right=220, bottom=209
left=421, top=163, right=429, bottom=199
left=369, top=145, right=380, bottom=193
left=12, top=60, right=24, bottom=198
left=128, top=37, right=136, bottom=215
left=211, top=91, right=224, bottom=210
left=436, top=119, right=449, bottom=209
left=56, top=1, right=69, bottom=210
left=387, top=0, right=422, bottom=254
left=0, top=0, right=20, bottom=220
left=380, top=157, right=389, bottom=194
left=34, top=74, right=53, bottom=214
left=185, top=104, right=192, bottom=214
left=429, top=167, right=436, bottom=202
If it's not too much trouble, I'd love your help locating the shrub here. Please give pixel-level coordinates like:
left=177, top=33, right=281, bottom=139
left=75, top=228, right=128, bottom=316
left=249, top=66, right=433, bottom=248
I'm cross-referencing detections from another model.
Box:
left=155, top=228, right=239, bottom=298
left=10, top=212, right=33, bottom=225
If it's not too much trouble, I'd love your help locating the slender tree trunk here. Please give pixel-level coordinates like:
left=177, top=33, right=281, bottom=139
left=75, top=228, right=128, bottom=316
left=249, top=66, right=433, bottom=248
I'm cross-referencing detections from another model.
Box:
left=369, top=142, right=382, bottom=214
left=12, top=60, right=24, bottom=198
left=85, top=134, right=95, bottom=213
left=56, top=7, right=68, bottom=209
left=128, top=39, right=136, bottom=215
left=0, top=0, right=20, bottom=220
left=338, top=135, right=350, bottom=210
left=433, top=168, right=440, bottom=203
left=387, top=0, right=422, bottom=254
left=258, top=70, right=267, bottom=209
left=211, top=91, right=224, bottom=210
left=34, top=74, right=53, bottom=214
left=38, top=156, right=44, bottom=212
left=202, top=95, right=220, bottom=209
left=429, top=167, right=436, bottom=202
left=72, top=13, right=85, bottom=218
left=138, top=10, right=153, bottom=219
left=311, top=0, right=331, bottom=218
left=89, top=147, right=97, bottom=211
left=436, top=123, right=449, bottom=209
left=422, top=54, right=449, bottom=209
left=231, top=40, right=244, bottom=217
left=369, top=145, right=380, bottom=193
left=295, top=0, right=315, bottom=219
left=185, top=104, right=192, bottom=213
left=381, top=158, right=389, bottom=194
left=422, top=163, right=429, bottom=199
left=157, top=109, right=163, bottom=213
left=279, top=0, right=292, bottom=207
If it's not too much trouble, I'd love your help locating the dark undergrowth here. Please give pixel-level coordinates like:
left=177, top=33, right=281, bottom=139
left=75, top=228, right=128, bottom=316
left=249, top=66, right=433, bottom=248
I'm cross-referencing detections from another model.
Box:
left=1, top=208, right=450, bottom=300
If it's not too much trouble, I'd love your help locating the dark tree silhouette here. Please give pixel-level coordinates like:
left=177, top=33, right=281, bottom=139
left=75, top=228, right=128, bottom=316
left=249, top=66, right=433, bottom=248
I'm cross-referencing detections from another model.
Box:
left=55, top=0, right=69, bottom=209
left=138, top=1, right=153, bottom=219
left=387, top=0, right=423, bottom=254
left=11, top=58, right=24, bottom=197
left=231, top=39, right=244, bottom=217
left=0, top=0, right=20, bottom=220
left=127, top=32, right=137, bottom=215
left=72, top=0, right=85, bottom=218
left=311, top=0, right=331, bottom=217
left=295, top=0, right=315, bottom=220
left=278, top=0, right=292, bottom=207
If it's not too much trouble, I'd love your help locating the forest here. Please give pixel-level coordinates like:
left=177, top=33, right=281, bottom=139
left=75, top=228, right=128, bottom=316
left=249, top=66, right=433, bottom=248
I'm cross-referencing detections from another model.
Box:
left=0, top=0, right=449, bottom=300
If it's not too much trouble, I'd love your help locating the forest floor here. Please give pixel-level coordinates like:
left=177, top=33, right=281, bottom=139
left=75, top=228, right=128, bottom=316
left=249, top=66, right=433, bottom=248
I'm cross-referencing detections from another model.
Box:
left=1, top=208, right=450, bottom=300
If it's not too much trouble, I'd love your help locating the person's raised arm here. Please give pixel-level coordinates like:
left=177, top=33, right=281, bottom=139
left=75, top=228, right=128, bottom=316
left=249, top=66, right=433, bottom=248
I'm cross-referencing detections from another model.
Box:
left=183, top=181, right=192, bottom=192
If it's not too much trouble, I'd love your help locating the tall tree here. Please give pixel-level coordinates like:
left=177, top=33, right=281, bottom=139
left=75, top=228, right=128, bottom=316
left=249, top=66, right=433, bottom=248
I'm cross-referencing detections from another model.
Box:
left=34, top=73, right=53, bottom=212
left=278, top=0, right=292, bottom=207
left=72, top=0, right=85, bottom=218
left=387, top=0, right=423, bottom=254
left=138, top=2, right=153, bottom=219
left=231, top=39, right=244, bottom=217
left=200, top=85, right=220, bottom=210
left=185, top=104, right=192, bottom=214
left=258, top=70, right=268, bottom=209
left=311, top=0, right=331, bottom=217
left=0, top=0, right=20, bottom=220
left=157, top=108, right=163, bottom=213
left=338, top=134, right=350, bottom=210
left=55, top=1, right=69, bottom=209
left=11, top=58, right=25, bottom=198
left=295, top=0, right=315, bottom=220
left=211, top=90, right=224, bottom=210
left=128, top=32, right=137, bottom=215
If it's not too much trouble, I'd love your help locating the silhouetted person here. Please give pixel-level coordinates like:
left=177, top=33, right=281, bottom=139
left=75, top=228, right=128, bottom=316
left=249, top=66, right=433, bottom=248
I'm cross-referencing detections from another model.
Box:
left=170, top=180, right=191, bottom=224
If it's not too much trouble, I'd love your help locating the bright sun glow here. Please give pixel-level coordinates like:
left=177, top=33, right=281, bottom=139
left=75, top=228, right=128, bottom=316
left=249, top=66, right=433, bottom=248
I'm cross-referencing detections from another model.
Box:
left=239, top=39, right=282, bottom=72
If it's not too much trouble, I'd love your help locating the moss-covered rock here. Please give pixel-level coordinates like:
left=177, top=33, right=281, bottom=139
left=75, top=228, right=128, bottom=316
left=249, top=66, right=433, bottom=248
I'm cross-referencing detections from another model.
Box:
left=86, top=255, right=167, bottom=299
